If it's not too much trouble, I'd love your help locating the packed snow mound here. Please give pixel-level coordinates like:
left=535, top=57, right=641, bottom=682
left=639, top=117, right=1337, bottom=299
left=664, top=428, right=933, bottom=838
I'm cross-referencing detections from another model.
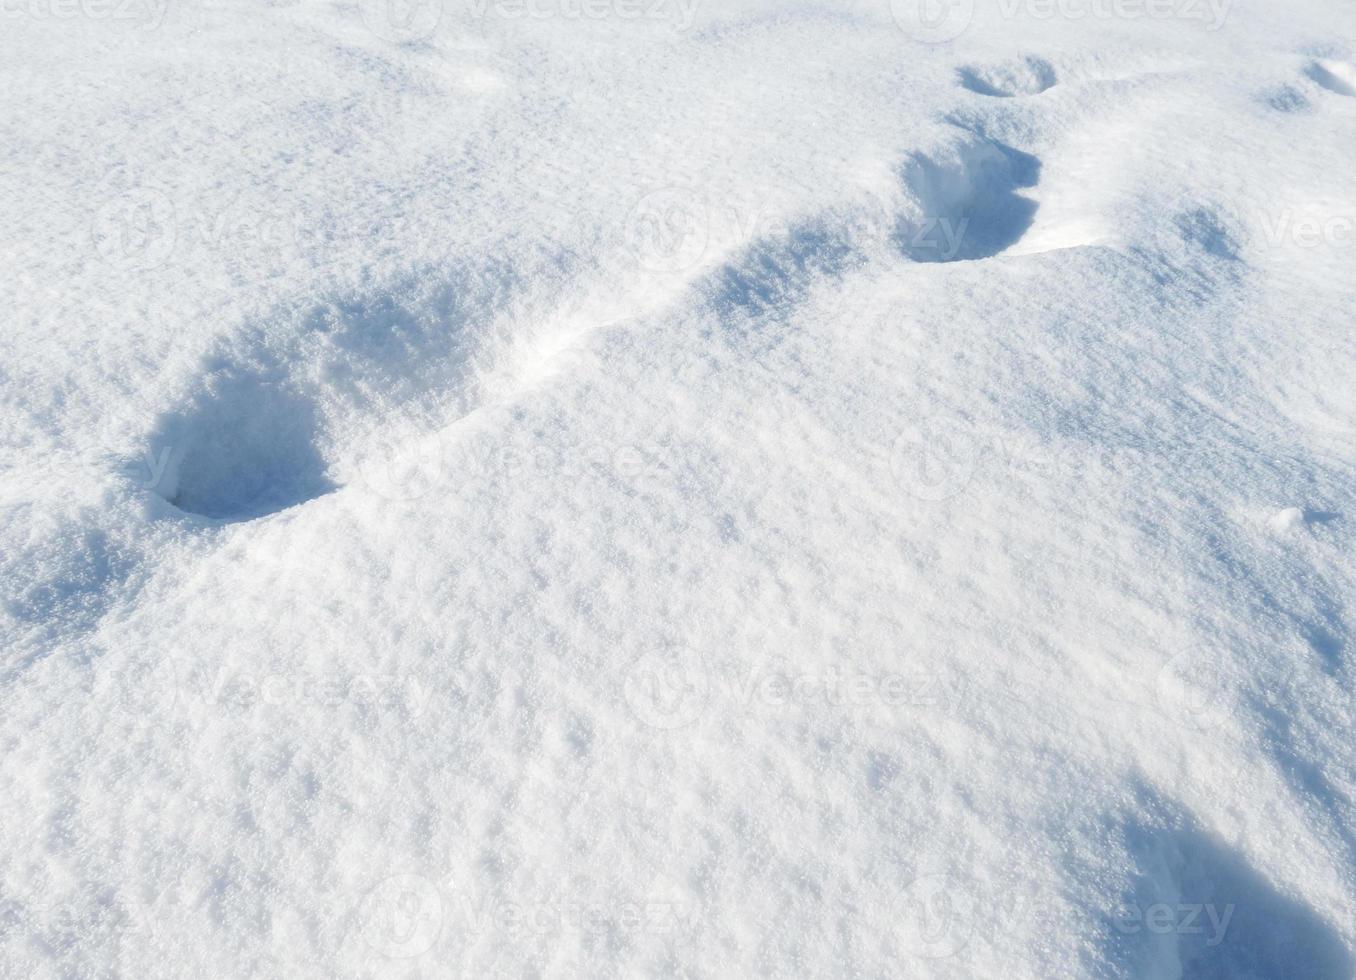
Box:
left=3, top=1, right=1356, bottom=979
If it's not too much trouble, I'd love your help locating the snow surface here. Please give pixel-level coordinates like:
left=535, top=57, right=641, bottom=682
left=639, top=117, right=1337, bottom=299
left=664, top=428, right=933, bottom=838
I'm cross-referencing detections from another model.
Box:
left=2, top=0, right=1356, bottom=977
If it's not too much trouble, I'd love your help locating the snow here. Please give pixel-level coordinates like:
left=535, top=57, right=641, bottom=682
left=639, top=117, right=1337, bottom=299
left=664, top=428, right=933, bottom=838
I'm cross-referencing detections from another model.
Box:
left=2, top=0, right=1355, bottom=977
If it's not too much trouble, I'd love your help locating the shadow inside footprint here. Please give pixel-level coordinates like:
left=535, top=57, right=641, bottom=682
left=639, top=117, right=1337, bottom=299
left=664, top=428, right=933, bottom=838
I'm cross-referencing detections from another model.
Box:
left=144, top=361, right=336, bottom=522
left=709, top=222, right=857, bottom=319
left=894, top=138, right=1040, bottom=262
left=957, top=57, right=1058, bottom=97
left=1175, top=207, right=1241, bottom=261
left=1306, top=60, right=1356, bottom=96
left=135, top=262, right=515, bottom=523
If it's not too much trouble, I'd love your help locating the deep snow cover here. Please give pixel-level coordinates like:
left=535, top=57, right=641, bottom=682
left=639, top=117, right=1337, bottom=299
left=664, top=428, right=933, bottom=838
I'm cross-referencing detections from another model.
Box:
left=2, top=0, right=1355, bottom=976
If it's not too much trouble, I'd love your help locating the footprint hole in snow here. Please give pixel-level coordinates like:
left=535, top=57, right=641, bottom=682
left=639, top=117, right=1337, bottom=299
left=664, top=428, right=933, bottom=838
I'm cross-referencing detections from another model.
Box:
left=140, top=366, right=337, bottom=522
left=1173, top=206, right=1242, bottom=261
left=894, top=136, right=1041, bottom=262
left=956, top=57, right=1058, bottom=98
left=706, top=222, right=858, bottom=321
left=1305, top=60, right=1356, bottom=97
left=131, top=269, right=506, bottom=522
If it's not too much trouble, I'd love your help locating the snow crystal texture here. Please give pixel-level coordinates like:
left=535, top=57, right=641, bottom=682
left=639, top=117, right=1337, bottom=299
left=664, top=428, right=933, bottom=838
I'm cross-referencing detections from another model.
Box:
left=2, top=0, right=1355, bottom=977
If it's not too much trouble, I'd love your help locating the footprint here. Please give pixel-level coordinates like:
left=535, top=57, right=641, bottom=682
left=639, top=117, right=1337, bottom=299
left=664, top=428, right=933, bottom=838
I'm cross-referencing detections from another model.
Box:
left=894, top=133, right=1041, bottom=262
left=956, top=57, right=1058, bottom=98
left=141, top=357, right=336, bottom=522
left=1305, top=59, right=1356, bottom=97
left=138, top=267, right=512, bottom=522
left=1173, top=206, right=1241, bottom=262
left=707, top=222, right=857, bottom=320
left=696, top=129, right=1044, bottom=336
left=1260, top=84, right=1311, bottom=113
left=697, top=126, right=1043, bottom=309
